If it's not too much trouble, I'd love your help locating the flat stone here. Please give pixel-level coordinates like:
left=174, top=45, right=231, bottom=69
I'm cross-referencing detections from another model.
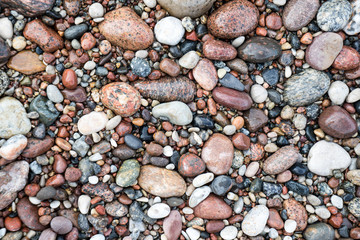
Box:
left=220, top=226, right=238, bottom=240
left=305, top=32, right=343, bottom=70
left=282, top=0, right=320, bottom=31
left=0, top=0, right=55, bottom=17
left=219, top=73, right=245, bottom=91
left=7, top=50, right=46, bottom=75
left=212, top=87, right=252, bottom=111
left=203, top=39, right=237, bottom=61
left=138, top=165, right=186, bottom=198
left=64, top=24, right=88, bottom=40
left=238, top=37, right=281, bottom=63
left=133, top=76, right=196, bottom=103
left=157, top=0, right=215, bottom=18
left=64, top=0, right=80, bottom=16
left=243, top=108, right=268, bottom=132
left=115, top=159, right=140, bottom=187
left=0, top=134, right=27, bottom=161
left=29, top=95, right=59, bottom=126
left=163, top=210, right=182, bottom=240
left=62, top=87, right=87, bottom=102
left=206, top=220, right=225, bottom=233
left=207, top=0, right=259, bottom=39
left=21, top=136, right=54, bottom=158
left=283, top=69, right=330, bottom=106
left=147, top=203, right=170, bottom=219
left=189, top=186, right=212, bottom=208
left=0, top=18, right=12, bottom=40
left=193, top=59, right=218, bottom=91
left=316, top=0, right=352, bottom=32
left=242, top=205, right=269, bottom=237
left=17, top=197, right=46, bottom=230
left=51, top=216, right=73, bottom=234
left=211, top=175, right=232, bottom=196
left=99, top=7, right=154, bottom=51
left=344, top=0, right=360, bottom=35
left=308, top=140, right=351, bottom=176
left=283, top=198, right=308, bottom=231
left=263, top=146, right=301, bottom=175
left=152, top=101, right=193, bottom=125
left=81, top=182, right=114, bottom=202
left=226, top=58, right=248, bottom=74
left=304, top=223, right=335, bottom=240
left=78, top=111, right=108, bottom=135
left=267, top=208, right=284, bottom=230
left=193, top=194, right=232, bottom=219
left=0, top=38, right=10, bottom=67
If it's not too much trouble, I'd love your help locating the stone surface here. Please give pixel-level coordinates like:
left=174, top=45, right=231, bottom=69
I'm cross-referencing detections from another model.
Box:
left=305, top=33, right=343, bottom=71
left=242, top=205, right=269, bottom=237
left=78, top=111, right=108, bottom=135
left=147, top=203, right=170, bottom=219
left=64, top=0, right=80, bottom=16
left=316, top=0, right=352, bottom=32
left=7, top=50, right=46, bottom=75
left=0, top=0, right=55, bottom=17
left=304, top=223, right=335, bottom=240
left=203, top=39, right=237, bottom=61
left=0, top=18, right=13, bottom=39
left=0, top=70, right=9, bottom=96
left=154, top=17, right=184, bottom=46
left=105, top=201, right=128, bottom=217
left=51, top=216, right=73, bottom=234
left=193, top=194, right=232, bottom=219
left=212, top=87, right=252, bottom=111
left=21, top=136, right=54, bottom=158
left=332, top=46, right=360, bottom=70
left=283, top=69, right=330, bottom=106
left=243, top=108, right=268, bottom=132
left=267, top=208, right=284, bottom=230
left=138, top=165, right=186, bottom=198
left=347, top=170, right=360, bottom=186
left=232, top=133, right=250, bottom=150
left=115, top=159, right=140, bottom=187
left=344, top=0, right=360, bottom=35
left=348, top=198, right=360, bottom=217
left=263, top=146, right=301, bottom=175
left=163, top=210, right=182, bottom=240
left=17, top=197, right=46, bottom=230
left=0, top=134, right=27, bottom=161
left=282, top=0, right=320, bottom=31
left=29, top=95, right=59, bottom=126
left=62, top=69, right=78, bottom=90
left=238, top=37, right=281, bottom=63
left=157, top=0, right=215, bottom=18
left=133, top=76, right=196, bottom=103
left=99, top=7, right=154, bottom=51
left=0, top=97, right=31, bottom=139
left=308, top=140, right=351, bottom=176
left=152, top=101, right=193, bottom=125
left=283, top=198, right=308, bottom=231
left=178, top=153, right=206, bottom=177
left=0, top=38, right=10, bottom=67
left=207, top=0, right=259, bottom=39
left=193, top=59, right=218, bottom=91
left=100, top=82, right=141, bottom=117
left=328, top=81, right=349, bottom=105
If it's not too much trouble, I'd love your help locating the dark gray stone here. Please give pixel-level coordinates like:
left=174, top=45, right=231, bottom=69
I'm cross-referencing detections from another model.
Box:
left=64, top=23, right=88, bottom=39
left=219, top=73, right=245, bottom=91
left=130, top=57, right=151, bottom=78
left=29, top=95, right=59, bottom=126
left=304, top=223, right=335, bottom=240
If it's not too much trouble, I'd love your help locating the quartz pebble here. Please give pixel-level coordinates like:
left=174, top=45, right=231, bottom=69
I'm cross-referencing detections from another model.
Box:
left=242, top=205, right=269, bottom=237
left=155, top=17, right=184, bottom=46
left=0, top=18, right=13, bottom=39
left=328, top=81, right=349, bottom=105
left=78, top=111, right=108, bottom=135
left=152, top=101, right=193, bottom=125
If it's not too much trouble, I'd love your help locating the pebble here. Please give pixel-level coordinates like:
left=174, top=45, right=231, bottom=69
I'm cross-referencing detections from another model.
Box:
left=212, top=87, right=252, bottom=111
left=284, top=219, right=297, bottom=233
left=330, top=195, right=343, bottom=209
left=77, top=111, right=108, bottom=135
left=242, top=205, right=269, bottom=237
left=159, top=58, right=181, bottom=77
left=207, top=0, right=259, bottom=39
left=305, top=32, right=343, bottom=70
left=347, top=170, right=360, bottom=186
left=243, top=108, right=268, bottom=132
left=89, top=3, right=104, bottom=18
left=344, top=0, right=360, bottom=35
left=21, top=136, right=54, bottom=158
left=179, top=51, right=200, bottom=69
left=316, top=0, right=352, bottom=32
left=189, top=186, right=212, bottom=208
left=193, top=59, right=218, bottom=91
left=193, top=173, right=214, bottom=187
left=304, top=223, right=335, bottom=240
left=193, top=194, right=232, bottom=219
left=219, top=73, right=245, bottom=91
left=283, top=69, right=330, bottom=106
left=332, top=46, right=360, bottom=70
left=263, top=146, right=301, bottom=175
left=29, top=95, right=59, bottom=126
left=64, top=23, right=89, bottom=40
left=0, top=134, right=27, bottom=161
left=46, top=85, right=63, bottom=103
left=186, top=227, right=200, bottom=240
left=157, top=0, right=215, bottom=18
left=51, top=216, right=73, bottom=234
left=7, top=50, right=46, bottom=75
left=105, top=201, right=128, bottom=217
left=211, top=175, right=232, bottom=196
left=178, top=153, right=206, bottom=177
left=0, top=0, right=54, bottom=17
left=163, top=210, right=182, bottom=240
left=328, top=81, right=349, bottom=105
left=0, top=18, right=13, bottom=39
left=78, top=195, right=91, bottom=214
left=282, top=0, right=320, bottom=31
left=283, top=198, right=308, bottom=231
left=226, top=58, right=248, bottom=74
left=347, top=88, right=360, bottom=103
left=17, top=197, right=45, bottom=230
left=203, top=39, right=237, bottom=61
left=220, top=226, right=238, bottom=240
left=39, top=229, right=57, bottom=240
left=152, top=101, right=193, bottom=125
left=0, top=38, right=10, bottom=67
left=250, top=84, right=268, bottom=103
left=155, top=17, right=184, bottom=46
left=116, top=159, right=140, bottom=187
left=348, top=198, right=360, bottom=217
left=238, top=37, right=281, bottom=63
left=90, top=234, right=105, bottom=240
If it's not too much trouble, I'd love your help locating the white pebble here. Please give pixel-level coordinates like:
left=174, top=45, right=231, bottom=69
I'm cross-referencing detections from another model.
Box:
left=284, top=219, right=297, bottom=233
left=223, top=125, right=236, bottom=135
left=250, top=84, right=268, bottom=103
left=232, top=36, right=245, bottom=48
left=0, top=17, right=13, bottom=39
left=147, top=203, right=170, bottom=219
left=182, top=207, right=193, bottom=215
left=328, top=81, right=349, bottom=105
left=106, top=115, right=121, bottom=130
left=144, top=0, right=157, bottom=8
left=285, top=66, right=292, bottom=78
left=163, top=146, right=173, bottom=157
left=50, top=200, right=60, bottom=209
left=220, top=226, right=238, bottom=240
left=186, top=228, right=200, bottom=240
left=346, top=88, right=360, bottom=103
left=78, top=195, right=91, bottom=214
left=90, top=234, right=105, bottom=240
left=89, top=3, right=104, bottom=18
left=12, top=36, right=26, bottom=51
left=89, top=176, right=99, bottom=184
left=179, top=51, right=200, bottom=69
left=273, top=0, right=287, bottom=6
left=84, top=61, right=96, bottom=70
left=193, top=173, right=214, bottom=187
left=89, top=152, right=102, bottom=161
left=155, top=16, right=184, bottom=46
left=331, top=195, right=343, bottom=209
left=315, top=207, right=331, bottom=219
left=46, top=85, right=64, bottom=103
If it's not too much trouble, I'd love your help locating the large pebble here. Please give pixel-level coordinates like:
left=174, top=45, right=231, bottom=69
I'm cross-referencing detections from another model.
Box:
left=105, top=201, right=128, bottom=217
left=347, top=170, right=360, bottom=186
left=242, top=205, right=269, bottom=237
left=152, top=101, right=193, bottom=125
left=203, top=39, right=237, bottom=61
left=0, top=38, right=10, bottom=67
left=283, top=69, right=330, bottom=106
left=138, top=165, right=186, bottom=198
left=0, top=134, right=27, bottom=161
left=250, top=84, right=268, bottom=103
left=157, top=0, right=215, bottom=18
left=179, top=51, right=200, bottom=69
left=78, top=111, right=108, bottom=135
left=21, top=136, right=54, bottom=158
left=178, top=153, right=206, bottom=177
left=238, top=37, right=281, bottom=63
left=243, top=108, right=268, bottom=132
left=304, top=223, right=335, bottom=240
left=193, top=59, right=218, bottom=91
left=0, top=18, right=13, bottom=39
left=0, top=0, right=55, bottom=17
left=29, top=95, right=59, bottom=126
left=283, top=198, right=308, bottom=231
left=282, top=0, right=320, bottom=31
left=99, top=7, right=154, bottom=50
left=147, top=203, right=170, bottom=219
left=212, top=87, right=252, bottom=111
left=308, top=140, right=351, bottom=176
left=154, top=17, right=184, bottom=46
left=189, top=186, right=212, bottom=208
left=344, top=0, right=360, bottom=35
left=193, top=194, right=232, bottom=219
left=220, top=226, right=238, bottom=240
left=115, top=159, right=140, bottom=187
left=207, top=0, right=259, bottom=39
left=316, top=0, right=352, bottom=32
left=7, top=50, right=45, bottom=75
left=46, top=85, right=64, bottom=103
left=17, top=197, right=45, bottom=230
left=328, top=81, right=349, bottom=105
left=51, top=216, right=73, bottom=234
left=263, top=146, right=301, bottom=175
left=305, top=32, right=343, bottom=70
left=163, top=210, right=182, bottom=240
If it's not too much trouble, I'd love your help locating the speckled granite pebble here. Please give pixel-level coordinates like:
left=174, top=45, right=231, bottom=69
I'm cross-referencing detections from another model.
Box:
left=316, top=0, right=352, bottom=32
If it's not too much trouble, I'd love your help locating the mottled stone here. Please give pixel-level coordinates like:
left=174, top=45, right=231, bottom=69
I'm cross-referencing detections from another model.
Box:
left=0, top=71, right=9, bottom=96
left=157, top=0, right=216, bottom=18
left=283, top=198, right=308, bottom=231
left=115, top=159, right=140, bottom=187
left=81, top=182, right=114, bottom=202
left=283, top=69, right=330, bottom=106
left=17, top=197, right=45, bottom=230
left=282, top=0, right=320, bottom=31
left=133, top=76, right=196, bottom=103
left=0, top=38, right=10, bottom=67
left=0, top=0, right=55, bottom=17
left=348, top=198, right=360, bottom=217
left=304, top=223, right=335, bottom=240
left=138, top=165, right=186, bottom=198
left=207, top=0, right=259, bottom=39
left=212, top=87, right=252, bottom=111
left=263, top=146, right=301, bottom=175
left=21, top=136, right=54, bottom=158
left=0, top=134, right=27, bottom=161
left=238, top=37, right=281, bottom=63
left=99, top=7, right=154, bottom=51
left=100, top=82, right=141, bottom=117
left=332, top=46, right=360, bottom=70
left=267, top=209, right=284, bottom=230
left=243, top=108, right=268, bottom=132
left=105, top=201, right=128, bottom=217
left=347, top=170, right=360, bottom=186
left=316, top=0, right=352, bottom=32
left=193, top=59, right=218, bottom=91
left=112, top=144, right=136, bottom=160
left=7, top=50, right=46, bottom=75
left=64, top=0, right=80, bottom=16
left=163, top=210, right=182, bottom=240
left=226, top=58, right=248, bottom=74
left=62, top=87, right=87, bottom=102
left=344, top=0, right=360, bottom=35
left=178, top=153, right=206, bottom=177
left=29, top=95, right=59, bottom=126
left=194, top=194, right=232, bottom=219
left=203, top=39, right=237, bottom=61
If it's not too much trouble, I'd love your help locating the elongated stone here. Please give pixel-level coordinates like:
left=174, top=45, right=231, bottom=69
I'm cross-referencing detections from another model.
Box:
left=7, top=50, right=46, bottom=75
left=0, top=0, right=55, bottom=17
left=212, top=87, right=252, bottom=111
left=238, top=37, right=281, bottom=63
left=263, top=146, right=301, bottom=175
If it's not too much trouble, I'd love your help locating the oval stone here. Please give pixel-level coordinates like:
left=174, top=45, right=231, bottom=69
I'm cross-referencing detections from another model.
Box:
left=0, top=0, right=55, bottom=17
left=212, top=87, right=252, bottom=111
left=157, top=0, right=216, bottom=19
left=305, top=32, right=343, bottom=71
left=163, top=210, right=183, bottom=240
left=193, top=194, right=232, bottom=219
left=344, top=0, right=360, bottom=36
left=282, top=0, right=320, bottom=31
left=17, top=197, right=46, bottom=230
left=283, top=199, right=308, bottom=231
left=138, top=165, right=186, bottom=198
left=203, top=39, right=237, bottom=61
left=316, top=0, right=352, bottom=32
left=332, top=46, right=360, bottom=71
left=283, top=69, right=330, bottom=106
left=99, top=7, right=154, bottom=51
left=263, top=146, right=301, bottom=175
left=133, top=76, right=196, bottom=103
left=207, top=0, right=259, bottom=39
left=115, top=159, right=140, bottom=187
left=318, top=106, right=357, bottom=139
left=0, top=38, right=10, bottom=67
left=193, top=59, right=218, bottom=91
left=100, top=82, right=141, bottom=117
left=201, top=133, right=234, bottom=175
left=7, top=50, right=46, bottom=75
left=242, top=205, right=269, bottom=237
left=152, top=101, right=193, bottom=125
left=238, top=37, right=281, bottom=63
left=78, top=111, right=108, bottom=135
left=304, top=223, right=335, bottom=240
left=178, top=153, right=206, bottom=177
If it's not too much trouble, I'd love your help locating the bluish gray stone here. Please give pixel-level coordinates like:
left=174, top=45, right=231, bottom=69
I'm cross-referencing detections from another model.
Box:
left=29, top=95, right=59, bottom=126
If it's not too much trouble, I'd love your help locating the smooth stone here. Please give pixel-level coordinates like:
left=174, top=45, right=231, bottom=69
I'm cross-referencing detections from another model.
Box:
left=29, top=95, right=59, bottom=126
left=78, top=111, right=108, bottom=135
left=115, top=159, right=140, bottom=187
left=347, top=88, right=360, bottom=103
left=0, top=0, right=55, bottom=17
left=189, top=186, right=212, bottom=208
left=212, top=87, right=252, bottom=111
left=316, top=0, right=352, bottom=32
left=308, top=140, right=351, bottom=176
left=147, top=203, right=170, bottom=219
left=193, top=59, right=218, bottom=91
left=105, top=201, right=128, bottom=217
left=243, top=108, right=268, bottom=132
left=267, top=209, right=284, bottom=230
left=157, top=0, right=215, bottom=18
left=207, top=0, right=259, bottom=39
left=250, top=84, right=268, bottom=103
left=0, top=18, right=13, bottom=39
left=318, top=106, right=357, bottom=139
left=283, top=198, right=308, bottom=231
left=36, top=186, right=56, bottom=200
left=304, top=223, right=335, bottom=240
left=220, top=226, right=238, bottom=240
left=178, top=153, right=206, bottom=177
left=112, top=145, right=136, bottom=160
left=0, top=38, right=10, bottom=67
left=138, top=165, right=186, bottom=198
left=232, top=133, right=250, bottom=150
left=0, top=134, right=27, bottom=161
left=61, top=87, right=87, bottom=102
left=283, top=69, right=330, bottom=106
left=206, top=220, right=225, bottom=233
left=62, top=69, right=78, bottom=90
left=7, top=50, right=46, bottom=75
left=332, top=46, right=360, bottom=70
left=203, top=39, right=237, bottom=61
left=163, top=210, right=182, bottom=240
left=282, top=0, right=320, bottom=31
left=238, top=37, right=281, bottom=63
left=0, top=97, right=31, bottom=139
left=242, top=205, right=269, bottom=237
left=46, top=85, right=63, bottom=103
left=100, top=82, right=141, bottom=117
left=152, top=101, right=193, bottom=125
left=81, top=182, right=114, bottom=202
left=179, top=51, right=200, bottom=69
left=51, top=216, right=73, bottom=234
left=226, top=58, right=248, bottom=74
left=0, top=161, right=29, bottom=210
left=64, top=0, right=80, bottom=16
left=193, top=194, right=232, bottom=219
left=219, top=73, right=245, bottom=91
left=64, top=23, right=88, bottom=40
left=78, top=195, right=91, bottom=214
left=193, top=173, right=215, bottom=187
left=263, top=146, right=301, bottom=175
left=154, top=17, right=184, bottom=46
left=131, top=57, right=151, bottom=78
left=89, top=2, right=104, bottom=18
left=344, top=0, right=360, bottom=35
left=133, top=76, right=196, bottom=103
left=262, top=68, right=279, bottom=86
left=211, top=175, right=232, bottom=196
left=186, top=228, right=200, bottom=240
left=285, top=181, right=309, bottom=195
left=305, top=32, right=343, bottom=70
left=124, top=134, right=143, bottom=150
left=328, top=81, right=349, bottom=105
left=99, top=7, right=154, bottom=51
left=0, top=70, right=9, bottom=96
left=39, top=229, right=57, bottom=240
left=21, top=136, right=54, bottom=158
left=345, top=65, right=360, bottom=79
left=347, top=170, right=360, bottom=186
left=17, top=197, right=46, bottom=230
left=201, top=133, right=234, bottom=175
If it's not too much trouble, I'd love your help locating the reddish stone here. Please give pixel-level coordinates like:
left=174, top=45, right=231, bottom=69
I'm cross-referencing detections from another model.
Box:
left=53, top=154, right=67, bottom=173
left=81, top=182, right=114, bottom=202
left=178, top=153, right=206, bottom=177
left=64, top=167, right=82, bottom=182
left=328, top=213, right=343, bottom=228
left=243, top=108, right=268, bottom=132
left=159, top=58, right=180, bottom=77
left=25, top=183, right=41, bottom=197
left=81, top=32, right=96, bottom=50
left=193, top=58, right=218, bottom=91
left=267, top=209, right=284, bottom=230
left=68, top=50, right=89, bottom=68
left=146, top=143, right=163, bottom=156
left=63, top=0, right=80, bottom=16
left=163, top=210, right=182, bottom=240
left=232, top=133, right=250, bottom=150
left=115, top=121, right=132, bottom=137
left=4, top=216, right=21, bottom=231
left=62, top=69, right=78, bottom=90
left=203, top=39, right=237, bottom=61
left=350, top=227, right=360, bottom=239
left=345, top=65, right=360, bottom=79
left=21, top=136, right=54, bottom=158
left=248, top=143, right=265, bottom=161
left=263, top=146, right=300, bottom=174
left=206, top=220, right=225, bottom=233
left=46, top=174, right=65, bottom=187
left=277, top=170, right=292, bottom=183
left=194, top=194, right=232, bottom=219
left=62, top=87, right=86, bottom=102
left=332, top=46, right=360, bottom=70
left=266, top=13, right=282, bottom=30
left=212, top=87, right=253, bottom=111
left=283, top=198, right=308, bottom=231
left=39, top=228, right=57, bottom=240
left=0, top=0, right=55, bottom=17
left=115, top=226, right=127, bottom=236
left=17, top=197, right=46, bottom=231
left=65, top=227, right=79, bottom=240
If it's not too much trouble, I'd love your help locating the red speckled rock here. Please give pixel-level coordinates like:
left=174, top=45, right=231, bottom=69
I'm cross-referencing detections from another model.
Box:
left=283, top=198, right=308, bottom=231
left=63, top=0, right=80, bottom=16
left=17, top=197, right=46, bottom=230
left=81, top=32, right=96, bottom=51
left=193, top=59, right=218, bottom=91
left=248, top=143, right=265, bottom=161
left=263, top=146, right=301, bottom=175
left=318, top=105, right=357, bottom=139
left=194, top=194, right=232, bottom=219
left=207, top=0, right=259, bottom=39
left=62, top=87, right=87, bottom=102
left=64, top=167, right=82, bottom=182
left=345, top=65, right=360, bottom=79
left=267, top=209, right=284, bottom=230
left=332, top=46, right=360, bottom=70
left=212, top=87, right=252, bottom=111
left=282, top=0, right=320, bottom=31
left=99, top=7, right=154, bottom=51
left=178, top=153, right=206, bottom=177
left=81, top=182, right=114, bottom=202
left=62, top=69, right=78, bottom=90
left=232, top=133, right=250, bottom=150
left=100, top=82, right=141, bottom=117
left=163, top=210, right=182, bottom=240
left=201, top=133, right=234, bottom=175
left=0, top=0, right=55, bottom=17
left=266, top=13, right=282, bottom=30
left=350, top=228, right=360, bottom=239
left=23, top=19, right=63, bottom=52
left=21, top=136, right=54, bottom=158
left=203, top=39, right=237, bottom=61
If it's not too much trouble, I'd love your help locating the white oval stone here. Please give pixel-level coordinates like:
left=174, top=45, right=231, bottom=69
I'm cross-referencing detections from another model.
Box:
left=189, top=186, right=211, bottom=208
left=144, top=0, right=157, bottom=8
left=242, top=205, right=269, bottom=237
left=192, top=173, right=214, bottom=187
left=245, top=162, right=259, bottom=178
left=78, top=111, right=108, bottom=135
left=328, top=81, right=349, bottom=105
left=331, top=195, right=343, bottom=209
left=186, top=227, right=200, bottom=240
left=155, top=17, right=185, bottom=46
left=0, top=18, right=13, bottom=39
left=284, top=219, right=297, bottom=233
left=90, top=234, right=105, bottom=240
left=152, top=101, right=193, bottom=125
left=250, top=84, right=268, bottom=103
left=78, top=195, right=91, bottom=214
left=0, top=134, right=27, bottom=160
left=89, top=3, right=104, bottom=18
left=179, top=51, right=200, bottom=69
left=47, top=85, right=64, bottom=103
left=308, top=140, right=351, bottom=176
left=346, top=88, right=360, bottom=103
left=106, top=116, right=121, bottom=130
left=220, top=226, right=238, bottom=240
left=147, top=203, right=171, bottom=219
